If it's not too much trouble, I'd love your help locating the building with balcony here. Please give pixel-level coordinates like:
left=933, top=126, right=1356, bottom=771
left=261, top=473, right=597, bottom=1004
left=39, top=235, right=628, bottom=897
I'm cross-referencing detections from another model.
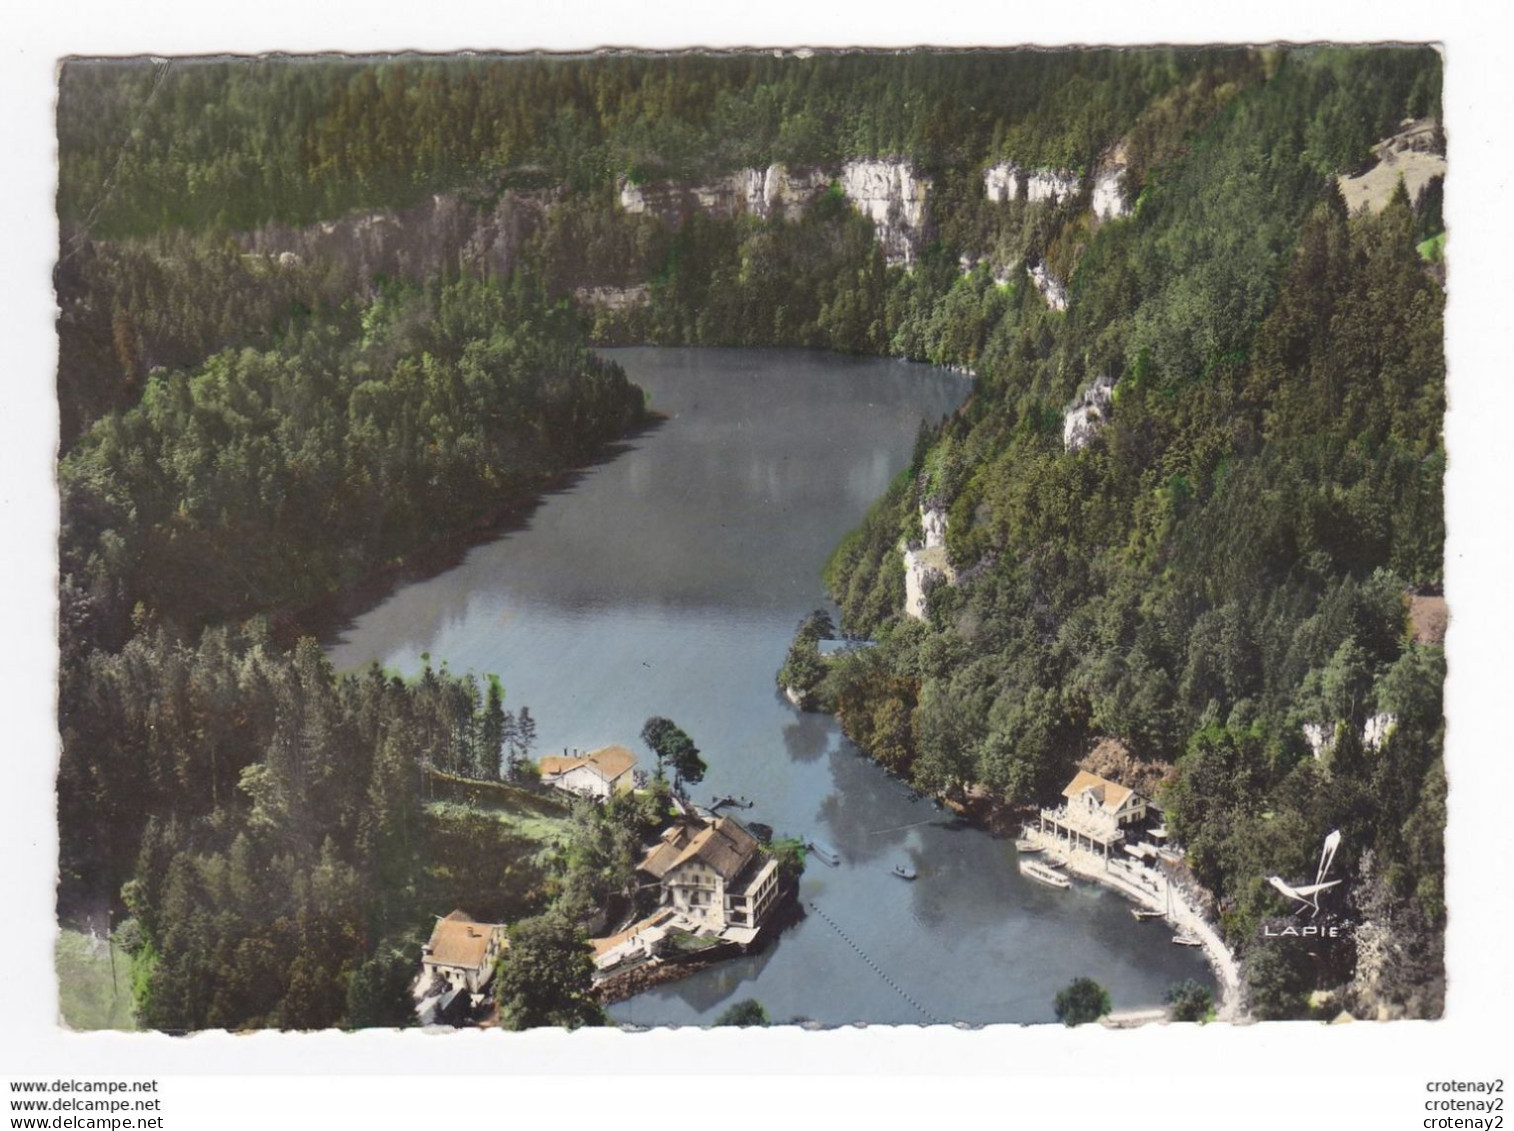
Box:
left=638, top=815, right=780, bottom=936
left=1037, top=770, right=1150, bottom=862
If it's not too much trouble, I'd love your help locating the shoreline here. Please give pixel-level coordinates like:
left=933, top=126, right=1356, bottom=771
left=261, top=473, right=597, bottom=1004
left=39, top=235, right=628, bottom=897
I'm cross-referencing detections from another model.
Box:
left=286, top=412, right=667, bottom=651
left=1021, top=826, right=1245, bottom=1021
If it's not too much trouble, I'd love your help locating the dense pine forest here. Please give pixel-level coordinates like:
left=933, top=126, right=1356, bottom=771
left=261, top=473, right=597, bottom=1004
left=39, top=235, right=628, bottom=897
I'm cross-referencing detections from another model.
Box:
left=56, top=45, right=1445, bottom=1027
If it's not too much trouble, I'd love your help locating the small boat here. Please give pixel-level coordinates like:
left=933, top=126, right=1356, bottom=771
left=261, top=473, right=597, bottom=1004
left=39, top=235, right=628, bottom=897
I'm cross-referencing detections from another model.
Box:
left=710, top=794, right=754, bottom=810
left=1131, top=908, right=1164, bottom=921
left=1014, top=839, right=1043, bottom=854
left=891, top=864, right=918, bottom=880
left=1020, top=860, right=1071, bottom=889
left=1172, top=932, right=1203, bottom=947
left=807, top=840, right=841, bottom=867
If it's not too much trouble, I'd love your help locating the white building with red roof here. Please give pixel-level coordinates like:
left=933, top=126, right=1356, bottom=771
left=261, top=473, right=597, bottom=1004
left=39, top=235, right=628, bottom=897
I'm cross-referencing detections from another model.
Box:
left=538, top=744, right=637, bottom=801
left=419, top=910, right=507, bottom=995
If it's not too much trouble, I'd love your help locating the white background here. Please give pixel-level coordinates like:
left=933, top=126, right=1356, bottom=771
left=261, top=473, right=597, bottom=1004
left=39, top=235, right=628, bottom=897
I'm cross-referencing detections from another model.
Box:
left=2, top=2, right=1508, bottom=1125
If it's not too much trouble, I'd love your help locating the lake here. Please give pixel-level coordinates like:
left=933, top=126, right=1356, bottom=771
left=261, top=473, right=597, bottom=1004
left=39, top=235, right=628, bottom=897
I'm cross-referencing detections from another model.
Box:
left=324, top=347, right=1213, bottom=1026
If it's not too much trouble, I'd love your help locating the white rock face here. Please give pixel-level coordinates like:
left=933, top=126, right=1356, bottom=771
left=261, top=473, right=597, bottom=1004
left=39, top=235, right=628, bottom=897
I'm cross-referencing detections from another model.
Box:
left=1027, top=262, right=1068, bottom=311
left=573, top=284, right=650, bottom=311
left=618, top=162, right=923, bottom=263
left=1362, top=713, right=1397, bottom=752
left=757, top=164, right=830, bottom=218
left=1024, top=169, right=1080, bottom=205
left=920, top=505, right=948, bottom=549
left=1092, top=166, right=1130, bottom=220
left=1063, top=374, right=1116, bottom=453
left=902, top=545, right=953, bottom=621
left=618, top=179, right=650, bottom=214
left=840, top=160, right=930, bottom=266
left=1303, top=722, right=1336, bottom=760
left=901, top=508, right=955, bottom=621
left=983, top=162, right=1021, bottom=203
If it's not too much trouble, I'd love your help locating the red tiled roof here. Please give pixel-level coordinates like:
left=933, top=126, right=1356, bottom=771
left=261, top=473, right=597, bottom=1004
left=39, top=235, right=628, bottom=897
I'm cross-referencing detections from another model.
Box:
left=425, top=910, right=505, bottom=971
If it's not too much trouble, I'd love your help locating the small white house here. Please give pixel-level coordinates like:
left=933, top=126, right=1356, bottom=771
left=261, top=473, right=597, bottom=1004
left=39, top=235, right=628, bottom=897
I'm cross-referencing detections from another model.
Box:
left=539, top=745, right=637, bottom=801
left=419, top=910, right=507, bottom=995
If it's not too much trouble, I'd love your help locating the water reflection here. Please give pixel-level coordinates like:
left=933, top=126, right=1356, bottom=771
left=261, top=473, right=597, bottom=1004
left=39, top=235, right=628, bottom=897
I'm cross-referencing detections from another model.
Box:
left=322, top=348, right=1214, bottom=1026
left=780, top=710, right=833, bottom=763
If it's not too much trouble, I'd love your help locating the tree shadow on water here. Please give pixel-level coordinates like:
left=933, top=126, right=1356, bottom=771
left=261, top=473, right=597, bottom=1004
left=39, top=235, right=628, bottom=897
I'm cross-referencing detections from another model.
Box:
left=781, top=710, right=835, bottom=763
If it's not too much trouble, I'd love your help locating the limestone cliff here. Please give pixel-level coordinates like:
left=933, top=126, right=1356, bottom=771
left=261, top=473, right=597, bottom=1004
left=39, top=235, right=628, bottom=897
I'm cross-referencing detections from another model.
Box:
left=982, top=158, right=1130, bottom=221
left=839, top=160, right=930, bottom=266
left=618, top=159, right=928, bottom=266
left=1091, top=165, right=1130, bottom=221
left=1027, top=261, right=1069, bottom=312
left=617, top=163, right=833, bottom=225
left=902, top=505, right=954, bottom=621
left=1063, top=374, right=1116, bottom=452
left=240, top=190, right=555, bottom=284
left=981, top=162, right=1081, bottom=206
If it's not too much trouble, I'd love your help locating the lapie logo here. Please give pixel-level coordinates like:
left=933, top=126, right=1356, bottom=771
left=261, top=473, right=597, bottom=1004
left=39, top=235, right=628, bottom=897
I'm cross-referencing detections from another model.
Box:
left=1260, top=829, right=1350, bottom=939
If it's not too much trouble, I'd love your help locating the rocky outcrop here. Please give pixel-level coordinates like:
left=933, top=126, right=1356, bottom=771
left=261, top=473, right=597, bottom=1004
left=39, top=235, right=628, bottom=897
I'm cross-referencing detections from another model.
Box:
left=920, top=504, right=948, bottom=549
left=241, top=189, right=556, bottom=284
left=1305, top=714, right=1399, bottom=759
left=1024, top=168, right=1080, bottom=205
left=618, top=159, right=928, bottom=267
left=1362, top=712, right=1397, bottom=752
left=1303, top=722, right=1336, bottom=760
left=1337, top=118, right=1446, bottom=215
left=902, top=506, right=954, bottom=621
left=1063, top=374, right=1115, bottom=452
left=1092, top=165, right=1130, bottom=220
left=573, top=284, right=650, bottom=312
left=617, top=163, right=832, bottom=226
left=838, top=160, right=930, bottom=266
left=982, top=162, right=1021, bottom=203
left=982, top=162, right=1080, bottom=206
left=903, top=544, right=953, bottom=621
left=1027, top=261, right=1068, bottom=312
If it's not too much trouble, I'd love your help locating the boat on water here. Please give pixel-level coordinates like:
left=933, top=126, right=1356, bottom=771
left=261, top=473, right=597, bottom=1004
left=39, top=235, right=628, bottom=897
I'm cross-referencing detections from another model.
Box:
left=1014, top=839, right=1043, bottom=854
left=1172, top=932, right=1202, bottom=947
left=807, top=840, right=841, bottom=867
left=1020, top=860, right=1071, bottom=889
left=1131, top=908, right=1164, bottom=921
left=711, top=794, right=755, bottom=810
left=891, top=864, right=918, bottom=880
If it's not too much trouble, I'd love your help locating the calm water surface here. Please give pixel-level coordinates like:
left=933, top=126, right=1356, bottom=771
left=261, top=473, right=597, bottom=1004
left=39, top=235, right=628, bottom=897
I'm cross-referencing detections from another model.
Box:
left=324, top=347, right=1212, bottom=1025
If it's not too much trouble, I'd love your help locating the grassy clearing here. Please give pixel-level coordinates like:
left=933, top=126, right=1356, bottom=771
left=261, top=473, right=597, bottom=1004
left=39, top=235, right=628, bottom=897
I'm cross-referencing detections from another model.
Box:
left=422, top=769, right=573, bottom=847
left=1417, top=231, right=1446, bottom=262
left=424, top=798, right=570, bottom=850
left=56, top=929, right=136, bottom=1031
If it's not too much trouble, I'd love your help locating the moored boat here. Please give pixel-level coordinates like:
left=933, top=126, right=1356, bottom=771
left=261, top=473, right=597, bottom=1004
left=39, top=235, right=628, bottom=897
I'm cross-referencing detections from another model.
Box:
left=807, top=839, right=841, bottom=866
left=891, top=864, right=918, bottom=880
left=1020, top=860, right=1071, bottom=889
left=1014, top=839, right=1043, bottom=854
left=1131, top=908, right=1164, bottom=921
left=1172, top=931, right=1202, bottom=947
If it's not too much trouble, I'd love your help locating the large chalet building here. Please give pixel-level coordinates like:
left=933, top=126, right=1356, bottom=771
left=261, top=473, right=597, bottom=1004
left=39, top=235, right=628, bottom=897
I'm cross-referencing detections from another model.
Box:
left=638, top=816, right=780, bottom=936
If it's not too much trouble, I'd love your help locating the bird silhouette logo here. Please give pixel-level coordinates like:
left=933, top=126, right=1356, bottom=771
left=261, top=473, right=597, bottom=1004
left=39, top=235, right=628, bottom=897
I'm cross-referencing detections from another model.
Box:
left=1266, top=829, right=1343, bottom=919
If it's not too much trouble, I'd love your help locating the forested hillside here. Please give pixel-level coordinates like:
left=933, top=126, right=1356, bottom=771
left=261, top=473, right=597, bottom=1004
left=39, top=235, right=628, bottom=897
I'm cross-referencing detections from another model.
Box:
left=813, top=48, right=1446, bottom=1019
left=55, top=46, right=1445, bottom=1027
